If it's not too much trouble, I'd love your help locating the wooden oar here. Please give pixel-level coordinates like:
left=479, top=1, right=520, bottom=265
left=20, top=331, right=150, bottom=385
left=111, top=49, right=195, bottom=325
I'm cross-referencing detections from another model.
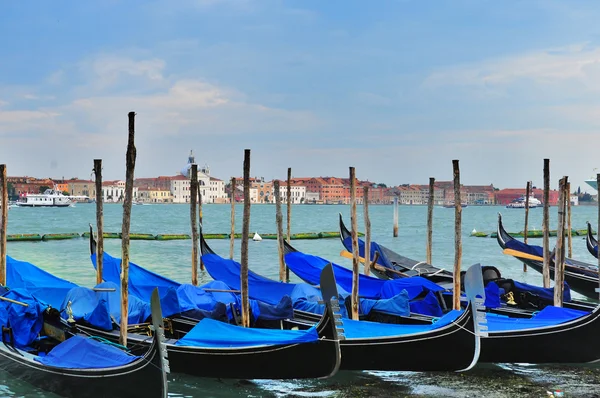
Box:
left=0, top=295, right=29, bottom=307
left=502, top=248, right=544, bottom=262
left=340, top=250, right=366, bottom=264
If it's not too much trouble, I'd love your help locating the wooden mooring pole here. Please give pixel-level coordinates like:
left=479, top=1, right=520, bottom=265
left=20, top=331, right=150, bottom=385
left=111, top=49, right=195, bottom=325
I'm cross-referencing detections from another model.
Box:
left=0, top=165, right=7, bottom=286
left=567, top=182, right=572, bottom=259
left=190, top=164, right=199, bottom=286
left=94, top=159, right=104, bottom=284
left=393, top=196, right=399, bottom=237
left=363, top=186, right=371, bottom=276
left=542, top=159, right=551, bottom=288
left=286, top=167, right=292, bottom=282
left=240, top=149, right=251, bottom=327
left=553, top=177, right=568, bottom=307
left=452, top=160, right=462, bottom=311
left=275, top=180, right=286, bottom=282
left=229, top=177, right=236, bottom=260
left=349, top=167, right=360, bottom=321
left=523, top=181, right=531, bottom=272
left=426, top=177, right=434, bottom=265
left=120, top=111, right=137, bottom=347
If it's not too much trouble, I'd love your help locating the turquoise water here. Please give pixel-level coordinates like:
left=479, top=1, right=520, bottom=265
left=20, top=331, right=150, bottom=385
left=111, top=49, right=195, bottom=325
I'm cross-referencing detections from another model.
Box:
left=3, top=203, right=600, bottom=397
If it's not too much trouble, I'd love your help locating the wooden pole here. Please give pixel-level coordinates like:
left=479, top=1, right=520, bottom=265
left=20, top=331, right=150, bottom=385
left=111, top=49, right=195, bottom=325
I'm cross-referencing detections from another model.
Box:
left=197, top=184, right=204, bottom=271
left=363, top=186, right=371, bottom=276
left=567, top=182, right=572, bottom=259
left=426, top=177, right=435, bottom=265
left=452, top=160, right=462, bottom=311
left=286, top=167, right=292, bottom=282
left=553, top=177, right=567, bottom=307
left=542, top=159, right=551, bottom=288
left=393, top=196, right=399, bottom=237
left=523, top=181, right=531, bottom=272
left=274, top=180, right=286, bottom=282
left=349, top=167, right=360, bottom=320
left=240, top=149, right=251, bottom=327
left=120, top=111, right=137, bottom=347
left=597, top=173, right=600, bottom=300
left=190, top=164, right=199, bottom=286
left=94, top=159, right=104, bottom=285
left=0, top=165, right=7, bottom=286
left=229, top=177, right=236, bottom=260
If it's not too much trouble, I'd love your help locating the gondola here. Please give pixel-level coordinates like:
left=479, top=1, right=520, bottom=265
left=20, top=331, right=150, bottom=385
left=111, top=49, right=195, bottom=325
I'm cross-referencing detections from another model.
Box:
left=586, top=222, right=598, bottom=259
left=339, top=214, right=454, bottom=284
left=200, top=231, right=482, bottom=371
left=0, top=286, right=168, bottom=398
left=497, top=213, right=600, bottom=300
left=340, top=214, right=580, bottom=313
left=9, top=252, right=342, bottom=380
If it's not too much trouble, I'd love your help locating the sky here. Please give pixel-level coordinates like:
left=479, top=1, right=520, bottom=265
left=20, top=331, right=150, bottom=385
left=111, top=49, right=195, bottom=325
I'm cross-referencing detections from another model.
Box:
left=1, top=0, right=600, bottom=192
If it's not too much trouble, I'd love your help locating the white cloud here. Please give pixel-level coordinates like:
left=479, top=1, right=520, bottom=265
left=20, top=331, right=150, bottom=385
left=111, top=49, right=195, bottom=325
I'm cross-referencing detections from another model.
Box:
left=424, top=43, right=600, bottom=90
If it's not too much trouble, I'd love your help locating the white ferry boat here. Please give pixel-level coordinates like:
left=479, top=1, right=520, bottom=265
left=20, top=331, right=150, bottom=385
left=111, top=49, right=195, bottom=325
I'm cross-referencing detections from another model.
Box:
left=16, top=188, right=88, bottom=208
left=506, top=194, right=542, bottom=209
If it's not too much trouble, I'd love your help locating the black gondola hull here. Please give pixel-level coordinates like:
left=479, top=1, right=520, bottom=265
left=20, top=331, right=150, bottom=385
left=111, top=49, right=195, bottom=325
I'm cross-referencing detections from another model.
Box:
left=337, top=304, right=478, bottom=371
left=480, top=308, right=600, bottom=363
left=0, top=337, right=166, bottom=398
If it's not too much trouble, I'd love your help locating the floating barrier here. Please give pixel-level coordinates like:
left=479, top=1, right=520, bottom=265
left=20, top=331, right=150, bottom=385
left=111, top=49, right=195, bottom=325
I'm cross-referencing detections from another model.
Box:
left=7, top=231, right=365, bottom=242
left=42, top=233, right=81, bottom=241
left=471, top=228, right=595, bottom=238
left=130, top=233, right=156, bottom=240
left=7, top=234, right=43, bottom=242
left=155, top=234, right=191, bottom=240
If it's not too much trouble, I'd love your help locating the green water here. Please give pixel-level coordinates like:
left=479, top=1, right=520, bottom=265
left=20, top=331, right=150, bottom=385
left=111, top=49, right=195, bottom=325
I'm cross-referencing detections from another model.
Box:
left=3, top=203, right=600, bottom=397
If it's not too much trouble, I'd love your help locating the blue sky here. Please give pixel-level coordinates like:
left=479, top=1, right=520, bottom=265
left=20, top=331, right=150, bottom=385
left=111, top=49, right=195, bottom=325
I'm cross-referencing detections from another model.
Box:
left=1, top=0, right=600, bottom=191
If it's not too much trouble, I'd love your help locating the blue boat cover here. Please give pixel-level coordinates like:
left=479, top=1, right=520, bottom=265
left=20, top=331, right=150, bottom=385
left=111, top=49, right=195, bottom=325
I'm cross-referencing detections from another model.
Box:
left=202, top=253, right=413, bottom=318
left=284, top=251, right=444, bottom=300
left=93, top=253, right=265, bottom=321
left=409, top=290, right=444, bottom=317
left=513, top=280, right=571, bottom=303
left=0, top=289, right=45, bottom=349
left=342, top=310, right=464, bottom=339
left=59, top=282, right=152, bottom=330
left=35, top=335, right=140, bottom=369
left=7, top=256, right=77, bottom=308
left=484, top=282, right=501, bottom=308
left=486, top=305, right=589, bottom=332
left=342, top=236, right=395, bottom=272
left=175, top=318, right=318, bottom=348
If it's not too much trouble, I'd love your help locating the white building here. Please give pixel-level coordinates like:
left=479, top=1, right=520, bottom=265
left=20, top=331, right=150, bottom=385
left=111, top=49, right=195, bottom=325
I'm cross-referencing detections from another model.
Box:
left=102, top=180, right=138, bottom=202
left=270, top=184, right=306, bottom=204
left=171, top=171, right=227, bottom=204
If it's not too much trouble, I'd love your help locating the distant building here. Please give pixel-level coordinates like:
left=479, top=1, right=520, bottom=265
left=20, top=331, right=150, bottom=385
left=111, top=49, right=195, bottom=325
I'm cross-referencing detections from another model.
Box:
left=271, top=181, right=306, bottom=204
left=102, top=180, right=138, bottom=202
left=495, top=188, right=559, bottom=206
left=138, top=188, right=173, bottom=203
left=68, top=179, right=95, bottom=198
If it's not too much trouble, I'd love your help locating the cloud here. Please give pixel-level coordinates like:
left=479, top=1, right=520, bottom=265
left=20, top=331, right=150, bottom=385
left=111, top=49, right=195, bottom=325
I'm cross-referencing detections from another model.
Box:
left=424, top=43, right=600, bottom=90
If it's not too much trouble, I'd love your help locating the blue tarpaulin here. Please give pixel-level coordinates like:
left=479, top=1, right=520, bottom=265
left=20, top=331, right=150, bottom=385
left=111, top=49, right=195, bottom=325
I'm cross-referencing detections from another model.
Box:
left=284, top=251, right=443, bottom=300
left=486, top=306, right=589, bottom=331
left=59, top=282, right=152, bottom=330
left=342, top=310, right=464, bottom=339
left=175, top=318, right=319, bottom=348
left=504, top=239, right=544, bottom=258
left=513, top=280, right=571, bottom=303
left=0, top=289, right=45, bottom=349
left=202, top=253, right=414, bottom=318
left=35, top=336, right=140, bottom=369
left=7, top=256, right=77, bottom=308
left=92, top=252, right=267, bottom=321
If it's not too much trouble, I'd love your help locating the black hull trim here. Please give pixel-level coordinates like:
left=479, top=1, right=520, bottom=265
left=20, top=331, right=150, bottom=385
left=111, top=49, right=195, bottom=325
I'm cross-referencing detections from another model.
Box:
left=482, top=305, right=600, bottom=363
left=586, top=222, right=598, bottom=259
left=337, top=303, right=479, bottom=371
left=339, top=214, right=454, bottom=284
left=497, top=214, right=599, bottom=300
left=0, top=332, right=167, bottom=398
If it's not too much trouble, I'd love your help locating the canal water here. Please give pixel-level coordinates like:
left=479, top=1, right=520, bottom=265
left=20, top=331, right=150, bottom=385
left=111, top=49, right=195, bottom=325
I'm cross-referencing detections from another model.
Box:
left=3, top=203, right=599, bottom=397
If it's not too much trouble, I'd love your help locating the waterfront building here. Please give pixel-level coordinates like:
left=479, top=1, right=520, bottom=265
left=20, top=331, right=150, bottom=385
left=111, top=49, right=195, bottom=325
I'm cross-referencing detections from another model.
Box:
left=102, top=180, right=138, bottom=202
left=495, top=188, right=559, bottom=206
left=271, top=182, right=306, bottom=204
left=138, top=187, right=173, bottom=203
left=67, top=179, right=96, bottom=198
